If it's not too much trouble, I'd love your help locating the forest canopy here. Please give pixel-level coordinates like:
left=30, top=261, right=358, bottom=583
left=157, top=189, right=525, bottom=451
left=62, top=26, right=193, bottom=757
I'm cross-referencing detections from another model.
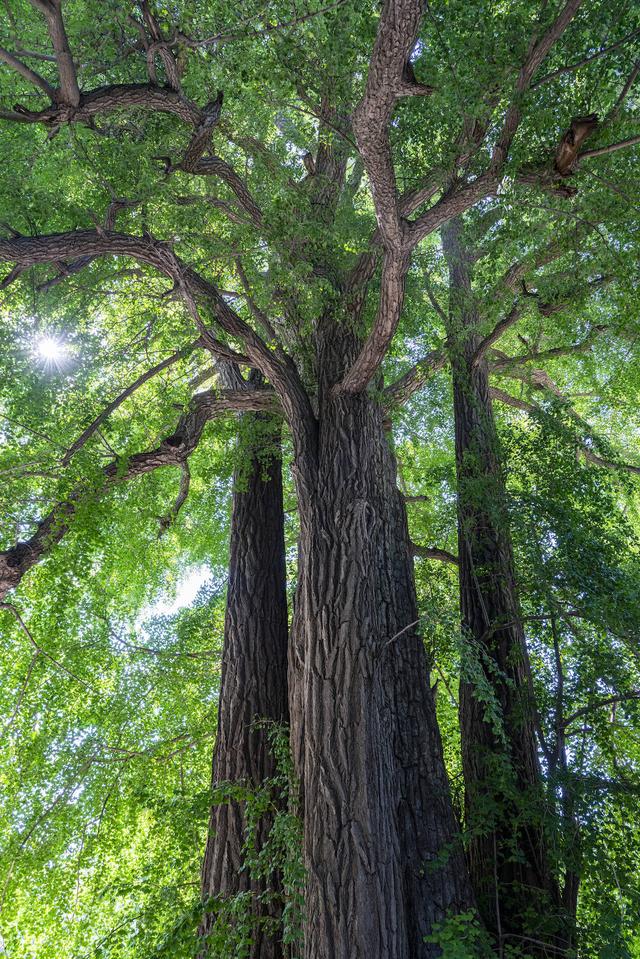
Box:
left=0, top=1, right=639, bottom=957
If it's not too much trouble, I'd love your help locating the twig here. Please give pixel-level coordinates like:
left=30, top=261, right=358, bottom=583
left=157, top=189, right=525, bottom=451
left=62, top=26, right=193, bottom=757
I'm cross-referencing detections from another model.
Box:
left=1, top=603, right=93, bottom=690
left=0, top=651, right=39, bottom=740
left=564, top=690, right=640, bottom=727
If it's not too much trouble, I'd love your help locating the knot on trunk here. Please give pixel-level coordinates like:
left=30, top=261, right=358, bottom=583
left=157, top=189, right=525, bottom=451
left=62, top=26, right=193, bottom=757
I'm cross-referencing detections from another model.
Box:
left=554, top=114, right=599, bottom=176
left=5, top=542, right=33, bottom=569
left=163, top=432, right=185, bottom=448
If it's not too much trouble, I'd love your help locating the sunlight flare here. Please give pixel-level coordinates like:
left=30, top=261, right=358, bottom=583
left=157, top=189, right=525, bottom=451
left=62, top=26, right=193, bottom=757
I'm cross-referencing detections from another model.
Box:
left=35, top=335, right=68, bottom=369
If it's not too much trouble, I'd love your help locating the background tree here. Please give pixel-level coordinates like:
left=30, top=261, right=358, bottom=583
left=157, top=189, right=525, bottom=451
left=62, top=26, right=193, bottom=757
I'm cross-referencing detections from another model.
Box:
left=441, top=216, right=562, bottom=950
left=199, top=389, right=290, bottom=959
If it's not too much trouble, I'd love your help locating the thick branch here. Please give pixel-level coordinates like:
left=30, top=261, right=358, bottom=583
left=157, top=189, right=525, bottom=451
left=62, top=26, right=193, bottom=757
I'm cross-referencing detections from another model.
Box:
left=342, top=172, right=501, bottom=391
left=352, top=0, right=429, bottom=248
left=411, top=543, right=459, bottom=565
left=0, top=388, right=278, bottom=600
left=337, top=250, right=410, bottom=393
left=407, top=2, right=588, bottom=247
left=407, top=174, right=497, bottom=248
left=61, top=342, right=202, bottom=466
left=384, top=348, right=447, bottom=406
left=6, top=82, right=202, bottom=125
left=489, top=384, right=536, bottom=412
left=186, top=156, right=263, bottom=225
left=555, top=114, right=599, bottom=175
left=0, top=227, right=313, bottom=429
left=0, top=45, right=55, bottom=96
left=0, top=227, right=173, bottom=275
left=139, top=0, right=181, bottom=91
left=157, top=95, right=230, bottom=177
left=342, top=169, right=450, bottom=316
left=490, top=0, right=584, bottom=172
left=29, top=0, right=80, bottom=106
left=36, top=197, right=139, bottom=291
left=471, top=302, right=523, bottom=367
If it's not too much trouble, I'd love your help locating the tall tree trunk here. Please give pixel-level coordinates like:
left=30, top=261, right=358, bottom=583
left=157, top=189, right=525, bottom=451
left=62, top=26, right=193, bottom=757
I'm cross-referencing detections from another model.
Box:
left=199, top=409, right=289, bottom=959
left=289, top=323, right=473, bottom=959
left=441, top=219, right=563, bottom=951
left=551, top=617, right=581, bottom=950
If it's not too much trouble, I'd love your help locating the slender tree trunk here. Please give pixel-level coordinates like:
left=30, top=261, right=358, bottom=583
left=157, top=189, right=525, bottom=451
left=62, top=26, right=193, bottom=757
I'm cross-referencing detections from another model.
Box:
left=289, top=323, right=473, bottom=959
left=199, top=410, right=289, bottom=959
left=551, top=617, right=581, bottom=949
left=442, top=220, right=563, bottom=951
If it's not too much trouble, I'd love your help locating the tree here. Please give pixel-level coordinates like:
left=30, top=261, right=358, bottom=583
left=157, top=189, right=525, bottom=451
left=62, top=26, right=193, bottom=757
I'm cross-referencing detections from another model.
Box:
left=199, top=378, right=290, bottom=958
left=441, top=217, right=562, bottom=949
left=1, top=1, right=640, bottom=956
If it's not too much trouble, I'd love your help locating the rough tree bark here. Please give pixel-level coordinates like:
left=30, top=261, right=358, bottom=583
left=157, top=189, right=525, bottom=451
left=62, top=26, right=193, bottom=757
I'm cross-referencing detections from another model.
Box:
left=441, top=219, right=564, bottom=952
left=199, top=403, right=289, bottom=959
left=288, top=321, right=473, bottom=959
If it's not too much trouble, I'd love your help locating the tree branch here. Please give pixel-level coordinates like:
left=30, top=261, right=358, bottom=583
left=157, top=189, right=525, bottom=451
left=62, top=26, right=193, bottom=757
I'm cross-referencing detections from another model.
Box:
left=0, top=387, right=279, bottom=601
left=351, top=0, right=430, bottom=249
left=407, top=174, right=497, bottom=248
left=474, top=247, right=608, bottom=367
left=6, top=82, right=202, bottom=126
left=608, top=57, right=640, bottom=122
left=532, top=27, right=640, bottom=88
left=336, top=250, right=410, bottom=393
left=0, top=227, right=313, bottom=428
left=0, top=45, right=56, bottom=96
left=0, top=650, right=39, bottom=741
left=471, top=302, right=523, bottom=367
left=564, top=690, right=640, bottom=728
left=36, top=197, right=140, bottom=291
left=29, top=0, right=80, bottom=106
left=489, top=385, right=640, bottom=475
left=579, top=134, right=640, bottom=161
left=384, top=348, right=447, bottom=405
left=490, top=326, right=606, bottom=370
left=411, top=543, right=459, bottom=565
left=61, top=341, right=202, bottom=466
left=490, top=0, right=584, bottom=173
left=138, top=0, right=181, bottom=91
left=499, top=238, right=566, bottom=294
left=185, top=156, right=263, bottom=226
left=0, top=601, right=92, bottom=689
left=158, top=461, right=191, bottom=535
left=488, top=385, right=533, bottom=412
left=234, top=257, right=278, bottom=340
